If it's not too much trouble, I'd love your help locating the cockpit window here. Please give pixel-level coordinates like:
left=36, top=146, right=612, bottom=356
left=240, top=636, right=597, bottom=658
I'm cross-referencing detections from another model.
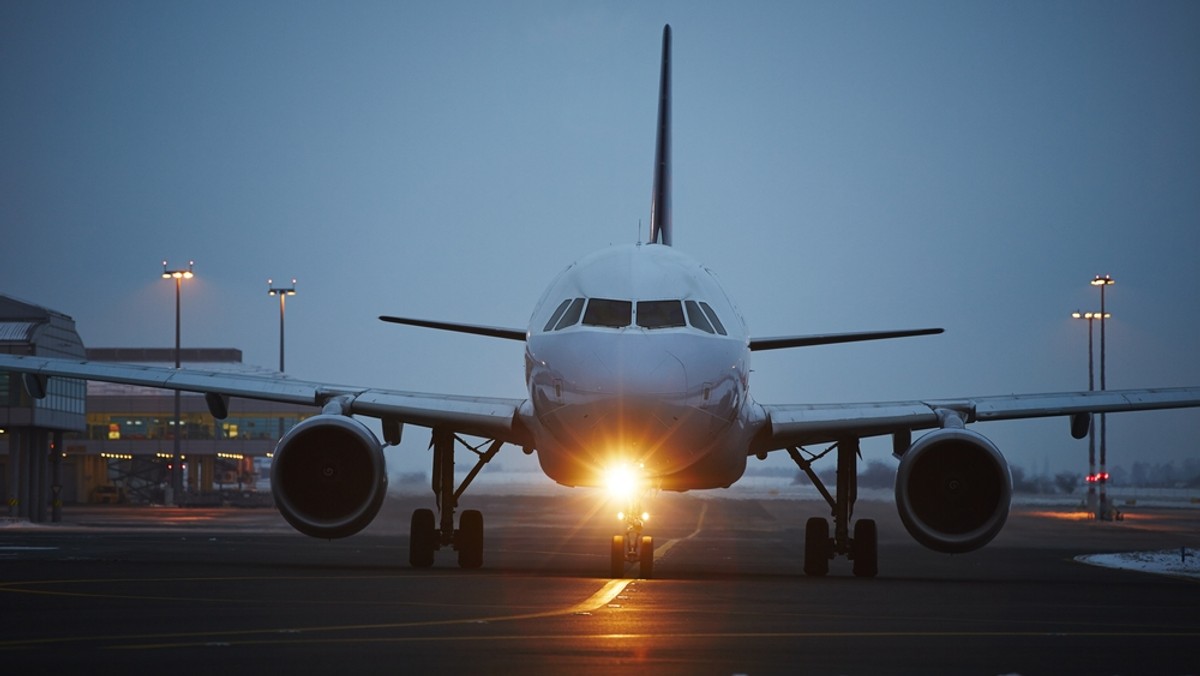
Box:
left=543, top=299, right=573, bottom=332
left=583, top=298, right=632, bottom=328
left=554, top=298, right=586, bottom=330
left=636, top=300, right=686, bottom=329
left=685, top=300, right=715, bottom=334
left=546, top=296, right=727, bottom=334
left=699, top=301, right=727, bottom=335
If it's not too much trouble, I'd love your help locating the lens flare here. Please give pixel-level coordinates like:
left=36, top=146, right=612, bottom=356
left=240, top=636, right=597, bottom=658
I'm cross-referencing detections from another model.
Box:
left=603, top=462, right=643, bottom=501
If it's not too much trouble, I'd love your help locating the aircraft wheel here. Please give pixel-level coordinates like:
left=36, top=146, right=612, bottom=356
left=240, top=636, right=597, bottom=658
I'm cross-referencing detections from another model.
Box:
left=410, top=508, right=437, bottom=568
left=804, top=517, right=830, bottom=577
left=638, top=536, right=654, bottom=579
left=852, top=518, right=878, bottom=578
left=458, top=509, right=484, bottom=569
left=611, top=535, right=625, bottom=578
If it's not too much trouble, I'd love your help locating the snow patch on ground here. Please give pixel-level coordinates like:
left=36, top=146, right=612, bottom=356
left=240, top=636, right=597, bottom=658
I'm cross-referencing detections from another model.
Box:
left=1076, top=549, right=1200, bottom=580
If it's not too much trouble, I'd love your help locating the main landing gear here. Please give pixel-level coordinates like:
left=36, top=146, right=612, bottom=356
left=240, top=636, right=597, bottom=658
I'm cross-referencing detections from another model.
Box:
left=409, top=429, right=503, bottom=569
left=787, top=437, right=878, bottom=578
left=610, top=492, right=654, bottom=579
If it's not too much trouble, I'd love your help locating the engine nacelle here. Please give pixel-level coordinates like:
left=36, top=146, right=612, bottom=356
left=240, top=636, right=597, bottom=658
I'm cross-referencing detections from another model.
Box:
left=894, top=427, right=1012, bottom=554
left=271, top=414, right=388, bottom=539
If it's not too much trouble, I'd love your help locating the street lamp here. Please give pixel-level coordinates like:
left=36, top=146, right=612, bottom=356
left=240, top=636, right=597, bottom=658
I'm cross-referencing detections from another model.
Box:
left=1090, top=274, right=1115, bottom=519
left=267, top=279, right=297, bottom=374
left=161, top=260, right=194, bottom=505
left=1072, top=310, right=1110, bottom=513
left=268, top=279, right=296, bottom=443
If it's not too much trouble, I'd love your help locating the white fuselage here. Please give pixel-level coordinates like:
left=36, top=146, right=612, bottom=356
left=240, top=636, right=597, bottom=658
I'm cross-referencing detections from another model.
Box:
left=520, top=243, right=763, bottom=491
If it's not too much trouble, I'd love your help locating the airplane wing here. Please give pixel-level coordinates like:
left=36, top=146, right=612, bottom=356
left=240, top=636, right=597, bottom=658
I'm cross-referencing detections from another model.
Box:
left=749, top=327, right=943, bottom=351
left=755, top=387, right=1200, bottom=451
left=0, top=354, right=529, bottom=444
left=378, top=315, right=526, bottom=341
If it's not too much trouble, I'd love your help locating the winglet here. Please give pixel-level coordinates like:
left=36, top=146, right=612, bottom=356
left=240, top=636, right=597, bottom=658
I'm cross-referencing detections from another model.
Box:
left=649, top=24, right=672, bottom=246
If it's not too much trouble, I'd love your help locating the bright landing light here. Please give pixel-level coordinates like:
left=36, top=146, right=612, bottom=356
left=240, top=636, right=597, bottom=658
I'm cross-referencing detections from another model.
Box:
left=603, top=462, right=644, bottom=501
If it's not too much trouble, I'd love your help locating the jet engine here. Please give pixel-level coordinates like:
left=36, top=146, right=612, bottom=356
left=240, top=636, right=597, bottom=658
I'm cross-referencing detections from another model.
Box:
left=894, top=427, right=1012, bottom=553
left=271, top=414, right=388, bottom=539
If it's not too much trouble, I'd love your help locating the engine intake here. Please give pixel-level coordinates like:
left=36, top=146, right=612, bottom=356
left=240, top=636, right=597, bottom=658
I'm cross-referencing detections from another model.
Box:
left=271, top=414, right=388, bottom=539
left=894, top=427, right=1012, bottom=553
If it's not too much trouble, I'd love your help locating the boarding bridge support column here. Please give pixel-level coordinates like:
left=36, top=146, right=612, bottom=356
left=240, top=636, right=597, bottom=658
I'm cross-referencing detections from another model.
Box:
left=51, top=431, right=63, bottom=523
left=18, top=429, right=30, bottom=518
left=34, top=430, right=49, bottom=523
left=24, top=430, right=36, bottom=520
left=7, top=429, right=21, bottom=518
left=39, top=430, right=50, bottom=522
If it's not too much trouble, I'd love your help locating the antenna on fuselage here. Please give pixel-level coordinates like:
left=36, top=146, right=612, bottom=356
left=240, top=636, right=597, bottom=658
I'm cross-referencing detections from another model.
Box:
left=648, top=24, right=672, bottom=247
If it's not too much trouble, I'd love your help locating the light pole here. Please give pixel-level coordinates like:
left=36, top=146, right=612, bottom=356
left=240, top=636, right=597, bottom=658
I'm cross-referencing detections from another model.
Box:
left=162, top=260, right=194, bottom=505
left=1072, top=310, right=1109, bottom=513
left=266, top=279, right=297, bottom=374
left=267, top=279, right=296, bottom=442
left=1091, top=274, right=1115, bottom=519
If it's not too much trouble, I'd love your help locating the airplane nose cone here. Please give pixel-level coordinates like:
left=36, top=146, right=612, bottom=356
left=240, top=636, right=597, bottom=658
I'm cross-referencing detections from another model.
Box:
left=586, top=344, right=687, bottom=397
left=528, top=330, right=746, bottom=477
left=537, top=331, right=690, bottom=399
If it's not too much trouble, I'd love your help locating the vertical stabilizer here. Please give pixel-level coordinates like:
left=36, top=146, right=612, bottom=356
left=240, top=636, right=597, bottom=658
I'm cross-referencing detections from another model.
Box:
left=649, top=24, right=672, bottom=246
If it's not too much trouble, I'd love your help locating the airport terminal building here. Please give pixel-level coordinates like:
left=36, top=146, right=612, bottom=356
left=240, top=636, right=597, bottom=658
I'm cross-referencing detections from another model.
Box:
left=0, top=295, right=87, bottom=521
left=74, top=347, right=313, bottom=505
left=2, top=295, right=311, bottom=517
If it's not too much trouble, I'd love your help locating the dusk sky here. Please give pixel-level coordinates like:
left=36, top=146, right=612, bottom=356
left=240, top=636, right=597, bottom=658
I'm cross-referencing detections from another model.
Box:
left=2, top=1, right=1197, bottom=481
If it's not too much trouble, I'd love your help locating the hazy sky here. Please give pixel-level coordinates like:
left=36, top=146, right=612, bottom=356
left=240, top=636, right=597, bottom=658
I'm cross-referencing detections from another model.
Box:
left=2, top=1, right=1197, bottom=480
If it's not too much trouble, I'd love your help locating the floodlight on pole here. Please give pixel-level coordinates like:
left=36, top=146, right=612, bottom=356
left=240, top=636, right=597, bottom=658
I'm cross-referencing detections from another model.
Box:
left=267, top=278, right=297, bottom=374
left=1090, top=274, right=1115, bottom=519
left=1072, top=309, right=1111, bottom=512
left=161, top=259, right=194, bottom=505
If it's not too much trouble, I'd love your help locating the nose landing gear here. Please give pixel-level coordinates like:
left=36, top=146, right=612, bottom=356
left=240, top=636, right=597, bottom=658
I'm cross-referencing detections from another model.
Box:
left=610, top=495, right=654, bottom=579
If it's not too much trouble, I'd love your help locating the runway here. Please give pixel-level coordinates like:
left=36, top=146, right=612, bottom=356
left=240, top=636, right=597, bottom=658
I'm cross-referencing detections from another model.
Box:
left=2, top=491, right=1198, bottom=674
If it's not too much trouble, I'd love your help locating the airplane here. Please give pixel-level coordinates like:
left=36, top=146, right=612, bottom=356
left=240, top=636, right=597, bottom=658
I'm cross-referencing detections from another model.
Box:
left=3, top=24, right=1200, bottom=579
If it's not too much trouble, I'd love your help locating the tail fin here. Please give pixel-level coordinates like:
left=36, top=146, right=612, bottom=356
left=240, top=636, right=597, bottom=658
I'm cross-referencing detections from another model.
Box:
left=649, top=24, right=672, bottom=246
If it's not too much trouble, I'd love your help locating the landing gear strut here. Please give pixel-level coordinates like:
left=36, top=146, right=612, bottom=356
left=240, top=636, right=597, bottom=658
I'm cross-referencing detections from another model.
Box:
left=409, top=428, right=502, bottom=569
left=610, top=492, right=654, bottom=579
left=788, top=437, right=877, bottom=578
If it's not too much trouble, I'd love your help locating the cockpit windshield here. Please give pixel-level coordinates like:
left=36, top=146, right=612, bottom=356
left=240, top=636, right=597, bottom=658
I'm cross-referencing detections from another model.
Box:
left=544, top=297, right=727, bottom=335
left=583, top=299, right=633, bottom=328
left=685, top=300, right=714, bottom=333
left=636, top=300, right=686, bottom=329
left=551, top=298, right=585, bottom=330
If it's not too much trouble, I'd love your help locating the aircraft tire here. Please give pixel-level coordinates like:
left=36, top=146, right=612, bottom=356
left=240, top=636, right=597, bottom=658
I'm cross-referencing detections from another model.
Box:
left=410, top=508, right=437, bottom=568
left=804, top=517, right=830, bottom=577
left=611, top=535, right=625, bottom=578
left=457, top=509, right=484, bottom=569
left=639, top=536, right=654, bottom=579
left=852, top=519, right=878, bottom=578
